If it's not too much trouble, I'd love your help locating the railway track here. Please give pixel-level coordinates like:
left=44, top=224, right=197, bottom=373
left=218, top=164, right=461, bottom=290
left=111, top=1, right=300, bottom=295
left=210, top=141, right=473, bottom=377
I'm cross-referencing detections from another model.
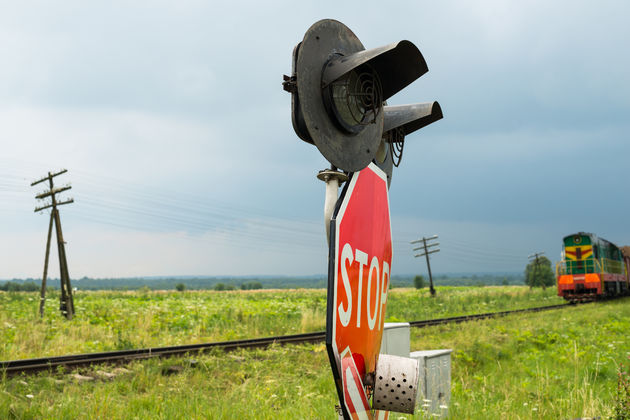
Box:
left=1, top=303, right=573, bottom=376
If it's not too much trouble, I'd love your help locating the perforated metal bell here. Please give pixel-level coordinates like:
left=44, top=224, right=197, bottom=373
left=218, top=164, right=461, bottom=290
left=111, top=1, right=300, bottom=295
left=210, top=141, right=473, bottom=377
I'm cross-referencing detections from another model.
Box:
left=372, top=354, right=419, bottom=414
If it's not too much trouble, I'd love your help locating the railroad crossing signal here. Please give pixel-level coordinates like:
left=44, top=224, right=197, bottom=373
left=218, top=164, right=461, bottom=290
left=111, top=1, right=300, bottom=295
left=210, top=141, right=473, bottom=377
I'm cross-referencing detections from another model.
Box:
left=282, top=19, right=442, bottom=183
left=327, top=163, right=392, bottom=420
left=284, top=19, right=442, bottom=418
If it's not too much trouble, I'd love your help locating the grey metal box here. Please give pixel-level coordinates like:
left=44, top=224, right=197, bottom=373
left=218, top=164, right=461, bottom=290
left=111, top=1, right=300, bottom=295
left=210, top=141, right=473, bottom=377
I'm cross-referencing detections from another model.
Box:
left=410, top=349, right=452, bottom=418
left=380, top=322, right=410, bottom=357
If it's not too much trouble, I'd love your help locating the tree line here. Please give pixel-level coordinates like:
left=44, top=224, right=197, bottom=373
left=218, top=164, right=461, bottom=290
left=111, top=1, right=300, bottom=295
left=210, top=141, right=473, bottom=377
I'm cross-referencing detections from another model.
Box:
left=2, top=273, right=529, bottom=292
left=412, top=260, right=554, bottom=290
left=0, top=281, right=41, bottom=292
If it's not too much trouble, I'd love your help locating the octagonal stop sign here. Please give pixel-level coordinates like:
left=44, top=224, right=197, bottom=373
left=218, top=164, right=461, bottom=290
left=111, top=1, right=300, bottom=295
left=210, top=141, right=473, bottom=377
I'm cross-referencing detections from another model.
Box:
left=326, top=162, right=393, bottom=420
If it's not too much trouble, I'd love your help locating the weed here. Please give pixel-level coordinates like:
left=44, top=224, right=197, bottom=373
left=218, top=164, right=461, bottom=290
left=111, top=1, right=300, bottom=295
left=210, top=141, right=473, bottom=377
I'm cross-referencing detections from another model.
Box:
left=615, top=357, right=630, bottom=419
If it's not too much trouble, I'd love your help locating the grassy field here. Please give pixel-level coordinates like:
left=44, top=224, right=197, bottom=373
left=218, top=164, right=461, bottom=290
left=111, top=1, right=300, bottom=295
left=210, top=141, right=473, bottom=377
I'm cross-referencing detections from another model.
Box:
left=0, top=286, right=560, bottom=361
left=412, top=298, right=630, bottom=418
left=1, top=296, right=628, bottom=419
left=4, top=286, right=624, bottom=419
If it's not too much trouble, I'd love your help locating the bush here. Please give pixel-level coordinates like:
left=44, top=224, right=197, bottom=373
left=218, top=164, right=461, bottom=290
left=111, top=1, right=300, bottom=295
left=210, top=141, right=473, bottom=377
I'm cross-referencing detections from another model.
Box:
left=0, top=281, right=40, bottom=292
left=175, top=283, right=186, bottom=292
left=413, top=275, right=425, bottom=289
left=240, top=281, right=263, bottom=290
left=524, top=256, right=555, bottom=289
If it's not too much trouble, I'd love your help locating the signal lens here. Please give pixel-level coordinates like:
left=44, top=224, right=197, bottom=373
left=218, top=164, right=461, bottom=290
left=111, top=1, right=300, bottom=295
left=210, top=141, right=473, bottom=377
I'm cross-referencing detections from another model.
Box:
left=324, top=64, right=382, bottom=134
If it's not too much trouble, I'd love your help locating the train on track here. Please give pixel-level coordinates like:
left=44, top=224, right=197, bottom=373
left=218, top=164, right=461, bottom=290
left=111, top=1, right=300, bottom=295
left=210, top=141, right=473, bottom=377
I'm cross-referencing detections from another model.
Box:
left=556, top=232, right=630, bottom=301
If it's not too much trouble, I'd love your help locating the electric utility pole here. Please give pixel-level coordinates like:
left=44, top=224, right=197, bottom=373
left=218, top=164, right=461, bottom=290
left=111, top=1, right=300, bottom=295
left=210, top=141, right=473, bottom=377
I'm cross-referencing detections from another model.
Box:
left=31, top=169, right=75, bottom=319
left=528, top=251, right=545, bottom=289
left=411, top=235, right=440, bottom=297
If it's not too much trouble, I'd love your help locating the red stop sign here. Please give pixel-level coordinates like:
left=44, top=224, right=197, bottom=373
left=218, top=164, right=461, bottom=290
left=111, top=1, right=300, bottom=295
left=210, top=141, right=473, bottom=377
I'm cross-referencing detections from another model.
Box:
left=326, top=163, right=393, bottom=419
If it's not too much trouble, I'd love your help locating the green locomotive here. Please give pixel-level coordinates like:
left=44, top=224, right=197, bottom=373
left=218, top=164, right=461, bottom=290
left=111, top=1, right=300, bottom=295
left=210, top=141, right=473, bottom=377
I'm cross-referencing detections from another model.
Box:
left=555, top=232, right=630, bottom=300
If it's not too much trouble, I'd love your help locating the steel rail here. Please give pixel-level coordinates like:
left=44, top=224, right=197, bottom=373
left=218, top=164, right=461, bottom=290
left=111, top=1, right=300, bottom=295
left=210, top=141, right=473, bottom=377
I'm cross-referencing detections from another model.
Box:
left=408, top=303, right=571, bottom=328
left=0, top=331, right=326, bottom=376
left=1, top=303, right=573, bottom=376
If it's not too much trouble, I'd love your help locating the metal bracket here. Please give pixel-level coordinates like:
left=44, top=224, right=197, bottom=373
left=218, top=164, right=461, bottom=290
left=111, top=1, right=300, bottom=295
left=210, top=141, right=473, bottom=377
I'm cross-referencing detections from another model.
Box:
left=317, top=168, right=348, bottom=244
left=334, top=404, right=344, bottom=419
left=282, top=74, right=297, bottom=93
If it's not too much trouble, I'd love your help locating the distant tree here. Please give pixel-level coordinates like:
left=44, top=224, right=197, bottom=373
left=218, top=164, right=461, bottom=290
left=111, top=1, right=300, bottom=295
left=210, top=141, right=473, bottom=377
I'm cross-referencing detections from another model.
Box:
left=0, top=281, right=39, bottom=292
left=241, top=281, right=263, bottom=290
left=524, top=256, right=555, bottom=289
left=214, top=283, right=226, bottom=291
left=501, top=277, right=509, bottom=286
left=413, top=275, right=426, bottom=289
left=175, top=283, right=186, bottom=292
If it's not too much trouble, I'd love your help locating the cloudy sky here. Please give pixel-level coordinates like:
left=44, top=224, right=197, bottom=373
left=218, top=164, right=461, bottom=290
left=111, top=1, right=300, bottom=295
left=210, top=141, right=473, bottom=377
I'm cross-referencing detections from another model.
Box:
left=1, top=1, right=629, bottom=279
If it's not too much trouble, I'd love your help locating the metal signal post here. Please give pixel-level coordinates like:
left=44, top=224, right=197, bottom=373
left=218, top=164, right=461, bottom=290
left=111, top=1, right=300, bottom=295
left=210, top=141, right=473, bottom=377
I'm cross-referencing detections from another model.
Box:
left=411, top=235, right=440, bottom=296
left=283, top=19, right=443, bottom=419
left=32, top=169, right=75, bottom=319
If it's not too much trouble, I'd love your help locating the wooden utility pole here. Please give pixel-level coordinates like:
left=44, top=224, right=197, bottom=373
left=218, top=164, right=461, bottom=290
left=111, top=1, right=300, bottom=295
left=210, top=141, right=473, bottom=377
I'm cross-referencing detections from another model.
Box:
left=411, top=235, right=440, bottom=296
left=31, top=169, right=75, bottom=319
left=528, top=251, right=545, bottom=289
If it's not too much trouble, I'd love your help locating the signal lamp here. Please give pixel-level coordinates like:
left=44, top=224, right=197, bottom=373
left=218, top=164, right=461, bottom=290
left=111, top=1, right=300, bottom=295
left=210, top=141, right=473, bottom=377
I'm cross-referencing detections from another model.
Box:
left=283, top=19, right=435, bottom=173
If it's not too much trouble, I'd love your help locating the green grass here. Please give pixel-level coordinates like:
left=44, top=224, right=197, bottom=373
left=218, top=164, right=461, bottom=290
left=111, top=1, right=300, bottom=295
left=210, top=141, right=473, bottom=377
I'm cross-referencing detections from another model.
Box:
left=3, top=286, right=620, bottom=419
left=0, top=289, right=327, bottom=360
left=0, top=286, right=561, bottom=361
left=2, top=296, right=627, bottom=419
left=412, top=298, right=630, bottom=419
left=0, top=344, right=336, bottom=419
left=386, top=285, right=561, bottom=322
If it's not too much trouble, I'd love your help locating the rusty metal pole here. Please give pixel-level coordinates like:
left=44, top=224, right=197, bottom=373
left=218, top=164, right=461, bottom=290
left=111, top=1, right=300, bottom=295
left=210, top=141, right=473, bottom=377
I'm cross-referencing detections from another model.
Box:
left=38, top=211, right=54, bottom=318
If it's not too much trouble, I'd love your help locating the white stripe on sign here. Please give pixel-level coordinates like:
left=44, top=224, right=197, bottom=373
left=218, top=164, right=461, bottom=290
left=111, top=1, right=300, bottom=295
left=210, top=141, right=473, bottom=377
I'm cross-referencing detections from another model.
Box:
left=345, top=366, right=370, bottom=420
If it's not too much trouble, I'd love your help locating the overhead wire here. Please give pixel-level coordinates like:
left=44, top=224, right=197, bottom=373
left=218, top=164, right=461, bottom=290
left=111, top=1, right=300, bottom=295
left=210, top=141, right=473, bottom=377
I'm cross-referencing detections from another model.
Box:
left=393, top=225, right=530, bottom=273
left=2, top=159, right=533, bottom=266
left=1, top=161, right=327, bottom=253
left=0, top=160, right=325, bottom=252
